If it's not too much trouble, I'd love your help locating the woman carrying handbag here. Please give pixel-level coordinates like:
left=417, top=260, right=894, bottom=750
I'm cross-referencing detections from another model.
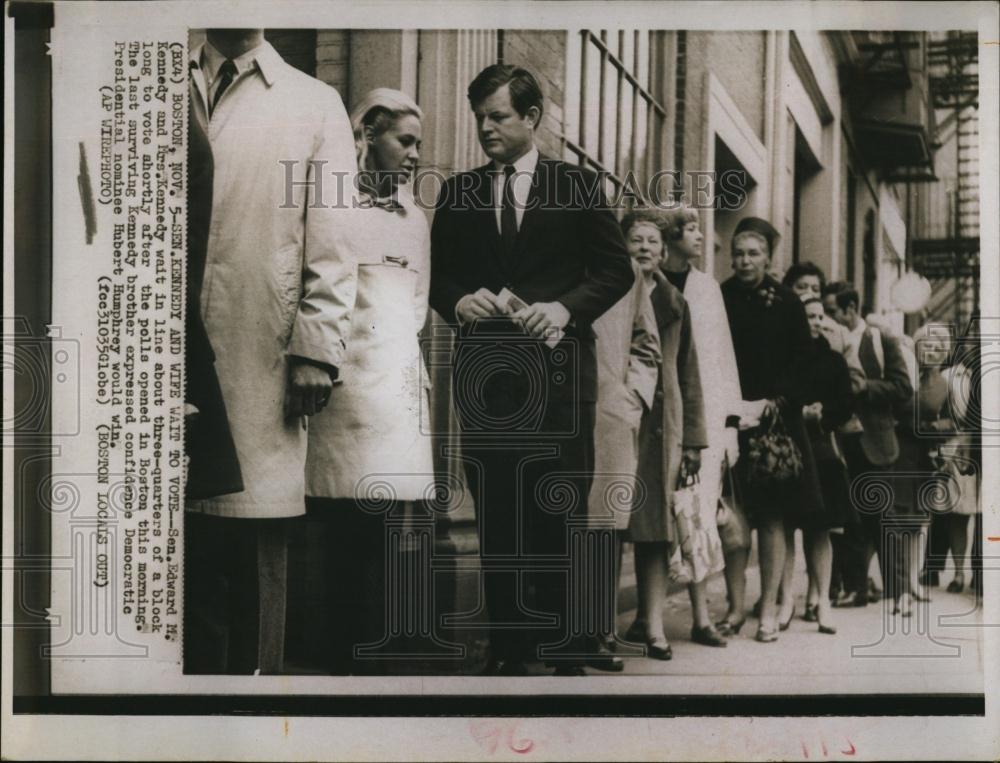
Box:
left=623, top=210, right=722, bottom=659
left=720, top=217, right=824, bottom=643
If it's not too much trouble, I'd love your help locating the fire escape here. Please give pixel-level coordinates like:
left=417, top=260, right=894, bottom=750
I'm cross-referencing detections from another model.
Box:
left=846, top=32, right=936, bottom=180
left=911, top=31, right=980, bottom=327
left=841, top=32, right=936, bottom=316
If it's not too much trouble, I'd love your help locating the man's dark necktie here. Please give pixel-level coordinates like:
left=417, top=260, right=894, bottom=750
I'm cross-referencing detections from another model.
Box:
left=209, top=59, right=237, bottom=118
left=500, top=164, right=518, bottom=263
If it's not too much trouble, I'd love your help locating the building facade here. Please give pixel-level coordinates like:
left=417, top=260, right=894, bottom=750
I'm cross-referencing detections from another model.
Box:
left=256, top=27, right=958, bottom=323
left=213, top=28, right=972, bottom=669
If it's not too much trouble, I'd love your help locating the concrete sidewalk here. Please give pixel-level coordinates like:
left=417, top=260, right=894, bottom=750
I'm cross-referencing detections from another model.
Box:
left=285, top=529, right=984, bottom=692
left=606, top=541, right=984, bottom=694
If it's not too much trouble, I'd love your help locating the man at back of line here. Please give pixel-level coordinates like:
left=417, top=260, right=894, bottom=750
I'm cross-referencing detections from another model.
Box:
left=823, top=283, right=913, bottom=608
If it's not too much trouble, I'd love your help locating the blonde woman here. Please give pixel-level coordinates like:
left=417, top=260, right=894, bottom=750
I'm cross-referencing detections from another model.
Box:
left=660, top=206, right=745, bottom=640
left=305, top=89, right=432, bottom=674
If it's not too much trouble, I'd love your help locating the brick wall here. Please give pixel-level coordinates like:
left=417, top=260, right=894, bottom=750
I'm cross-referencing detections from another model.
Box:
left=500, top=31, right=567, bottom=157
left=315, top=30, right=350, bottom=100
left=682, top=31, right=767, bottom=177
left=265, top=29, right=317, bottom=76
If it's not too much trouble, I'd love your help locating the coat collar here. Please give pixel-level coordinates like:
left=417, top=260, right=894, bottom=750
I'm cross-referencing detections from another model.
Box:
left=188, top=40, right=283, bottom=88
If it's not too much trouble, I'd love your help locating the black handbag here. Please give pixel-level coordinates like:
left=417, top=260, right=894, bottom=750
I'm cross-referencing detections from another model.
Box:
left=745, top=406, right=803, bottom=486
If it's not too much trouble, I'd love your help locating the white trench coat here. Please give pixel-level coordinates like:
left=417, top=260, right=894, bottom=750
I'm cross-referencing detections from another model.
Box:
left=679, top=267, right=743, bottom=520
left=186, top=42, right=358, bottom=518
left=306, top=186, right=435, bottom=502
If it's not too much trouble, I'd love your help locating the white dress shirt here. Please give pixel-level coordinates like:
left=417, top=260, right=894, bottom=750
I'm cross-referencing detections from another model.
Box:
left=493, top=146, right=539, bottom=233
left=199, top=40, right=267, bottom=113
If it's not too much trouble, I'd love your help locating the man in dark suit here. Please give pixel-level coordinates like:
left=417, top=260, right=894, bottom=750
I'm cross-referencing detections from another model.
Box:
left=430, top=65, right=634, bottom=676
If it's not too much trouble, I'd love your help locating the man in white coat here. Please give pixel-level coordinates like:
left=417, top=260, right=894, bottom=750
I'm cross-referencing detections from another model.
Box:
left=185, top=29, right=357, bottom=674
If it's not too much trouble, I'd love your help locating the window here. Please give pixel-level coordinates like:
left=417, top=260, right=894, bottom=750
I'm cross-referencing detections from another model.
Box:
left=563, top=30, right=670, bottom=205
left=845, top=168, right=857, bottom=283
left=790, top=123, right=821, bottom=265
left=714, top=135, right=758, bottom=277
left=863, top=210, right=877, bottom=314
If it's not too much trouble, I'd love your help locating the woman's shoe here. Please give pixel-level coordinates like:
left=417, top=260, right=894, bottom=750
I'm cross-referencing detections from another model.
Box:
left=912, top=588, right=932, bottom=602
left=645, top=638, right=673, bottom=661
left=947, top=576, right=965, bottom=594
left=755, top=626, right=779, bottom=643
left=803, top=604, right=818, bottom=622
left=715, top=617, right=746, bottom=637
left=778, top=604, right=797, bottom=632
left=691, top=625, right=728, bottom=648
left=817, top=622, right=838, bottom=635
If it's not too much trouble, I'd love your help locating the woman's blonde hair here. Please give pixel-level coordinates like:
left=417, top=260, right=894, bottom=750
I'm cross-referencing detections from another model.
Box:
left=660, top=205, right=699, bottom=242
left=349, top=88, right=424, bottom=171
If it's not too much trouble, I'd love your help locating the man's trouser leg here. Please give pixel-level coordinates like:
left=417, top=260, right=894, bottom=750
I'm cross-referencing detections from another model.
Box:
left=184, top=513, right=288, bottom=674
left=840, top=435, right=871, bottom=597
left=527, top=401, right=594, bottom=664
left=462, top=442, right=531, bottom=663
left=255, top=518, right=289, bottom=675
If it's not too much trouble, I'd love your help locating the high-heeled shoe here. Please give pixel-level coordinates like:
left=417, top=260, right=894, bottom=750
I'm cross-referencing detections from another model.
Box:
left=947, top=577, right=965, bottom=594
left=778, top=604, right=796, bottom=632
left=755, top=626, right=779, bottom=643
left=691, top=625, right=728, bottom=648
left=715, top=617, right=746, bottom=637
left=816, top=613, right=837, bottom=634
left=645, top=637, right=673, bottom=661
left=803, top=604, right=818, bottom=622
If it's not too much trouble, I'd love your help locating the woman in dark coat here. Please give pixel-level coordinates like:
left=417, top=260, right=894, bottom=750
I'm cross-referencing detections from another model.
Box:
left=718, top=217, right=823, bottom=642
left=779, top=297, right=856, bottom=633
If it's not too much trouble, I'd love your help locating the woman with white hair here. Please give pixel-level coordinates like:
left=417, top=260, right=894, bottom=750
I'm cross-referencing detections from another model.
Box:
left=305, top=88, right=432, bottom=674
left=913, top=323, right=979, bottom=601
